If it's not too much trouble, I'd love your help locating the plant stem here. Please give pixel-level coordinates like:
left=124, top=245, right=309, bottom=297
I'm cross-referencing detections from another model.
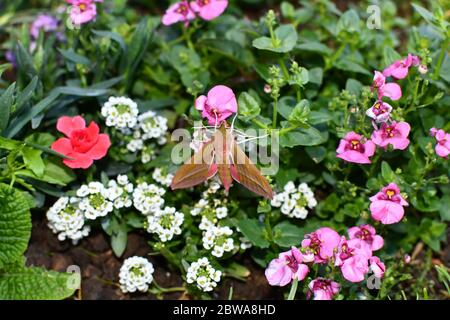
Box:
left=252, top=118, right=269, bottom=129
left=287, top=278, right=298, bottom=300
left=153, top=281, right=186, bottom=293
left=272, top=98, right=278, bottom=129
left=279, top=58, right=289, bottom=81
left=433, top=36, right=449, bottom=80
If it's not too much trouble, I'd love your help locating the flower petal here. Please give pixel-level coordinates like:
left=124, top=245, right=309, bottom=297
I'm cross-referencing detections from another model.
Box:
left=56, top=116, right=86, bottom=137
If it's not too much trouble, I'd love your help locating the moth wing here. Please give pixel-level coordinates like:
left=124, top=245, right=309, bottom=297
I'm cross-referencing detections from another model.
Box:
left=231, top=140, right=273, bottom=200
left=170, top=141, right=216, bottom=190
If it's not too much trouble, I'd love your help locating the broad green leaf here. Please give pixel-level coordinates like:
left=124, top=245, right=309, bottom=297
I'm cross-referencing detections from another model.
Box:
left=335, top=59, right=371, bottom=75
left=305, top=146, right=327, bottom=163
left=345, top=79, right=363, bottom=96
left=111, top=226, right=128, bottom=257
left=198, top=39, right=254, bottom=67
left=238, top=92, right=260, bottom=120
left=253, top=25, right=298, bottom=53
left=237, top=218, right=270, bottom=248
left=336, top=10, right=360, bottom=38
left=288, top=100, right=310, bottom=126
left=0, top=184, right=32, bottom=268
left=92, top=30, right=127, bottom=51
left=17, top=159, right=76, bottom=186
left=296, top=42, right=332, bottom=56
left=0, top=263, right=79, bottom=300
left=280, top=125, right=326, bottom=147
left=381, top=161, right=395, bottom=183
left=273, top=221, right=304, bottom=247
left=21, top=147, right=45, bottom=177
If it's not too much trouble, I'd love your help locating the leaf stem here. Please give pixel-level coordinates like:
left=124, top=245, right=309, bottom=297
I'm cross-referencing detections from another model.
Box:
left=287, top=278, right=298, bottom=300
left=279, top=58, right=290, bottom=81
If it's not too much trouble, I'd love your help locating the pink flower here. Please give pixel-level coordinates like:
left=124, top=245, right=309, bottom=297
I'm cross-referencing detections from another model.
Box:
left=369, top=183, right=408, bottom=224
left=334, top=237, right=371, bottom=282
left=51, top=116, right=111, bottom=169
left=371, top=121, right=411, bottom=150
left=66, top=0, right=102, bottom=25
left=430, top=128, right=450, bottom=158
left=307, top=278, right=340, bottom=300
left=369, top=256, right=385, bottom=278
left=162, top=1, right=196, bottom=26
left=30, top=15, right=59, bottom=39
left=336, top=132, right=376, bottom=164
left=404, top=254, right=411, bottom=264
left=190, top=0, right=228, bottom=20
left=383, top=54, right=420, bottom=79
left=366, top=100, right=392, bottom=123
left=348, top=225, right=384, bottom=252
left=301, top=227, right=340, bottom=264
left=195, top=85, right=238, bottom=126
left=372, top=71, right=402, bottom=101
left=265, top=247, right=309, bottom=287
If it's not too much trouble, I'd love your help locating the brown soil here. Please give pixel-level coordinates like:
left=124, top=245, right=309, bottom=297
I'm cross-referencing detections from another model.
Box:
left=25, top=214, right=282, bottom=300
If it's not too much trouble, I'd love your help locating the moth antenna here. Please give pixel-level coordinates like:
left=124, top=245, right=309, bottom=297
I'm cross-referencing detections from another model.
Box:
left=230, top=113, right=238, bottom=132
left=236, top=134, right=269, bottom=145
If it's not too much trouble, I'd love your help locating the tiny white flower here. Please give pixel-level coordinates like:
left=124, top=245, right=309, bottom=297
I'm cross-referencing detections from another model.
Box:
left=186, top=258, right=221, bottom=292
left=119, top=256, right=154, bottom=293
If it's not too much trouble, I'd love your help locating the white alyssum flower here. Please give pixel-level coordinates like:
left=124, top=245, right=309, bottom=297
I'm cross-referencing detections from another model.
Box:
left=119, top=256, right=154, bottom=293
left=270, top=181, right=317, bottom=219
left=133, top=182, right=165, bottom=215
left=77, top=182, right=114, bottom=220
left=190, top=129, right=211, bottom=152
left=137, top=111, right=168, bottom=140
left=146, top=207, right=184, bottom=242
left=46, top=197, right=90, bottom=244
left=202, top=226, right=235, bottom=258
left=152, top=168, right=174, bottom=187
left=107, top=174, right=134, bottom=209
left=101, top=96, right=139, bottom=129
left=186, top=258, right=222, bottom=292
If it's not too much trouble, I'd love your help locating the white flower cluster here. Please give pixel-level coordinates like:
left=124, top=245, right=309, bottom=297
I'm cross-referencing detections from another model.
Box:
left=77, top=181, right=114, bottom=220
left=133, top=182, right=166, bottom=215
left=270, top=181, right=317, bottom=219
left=190, top=182, right=228, bottom=230
left=146, top=207, right=184, bottom=242
left=186, top=258, right=222, bottom=292
left=119, top=256, right=154, bottom=293
left=152, top=168, right=174, bottom=187
left=190, top=129, right=211, bottom=152
left=202, top=226, right=234, bottom=258
left=101, top=96, right=139, bottom=129
left=107, top=174, right=134, bottom=209
left=46, top=197, right=90, bottom=244
left=125, top=111, right=168, bottom=163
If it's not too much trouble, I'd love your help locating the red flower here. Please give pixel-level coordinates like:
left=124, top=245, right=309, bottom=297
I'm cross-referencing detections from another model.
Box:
left=51, top=116, right=111, bottom=169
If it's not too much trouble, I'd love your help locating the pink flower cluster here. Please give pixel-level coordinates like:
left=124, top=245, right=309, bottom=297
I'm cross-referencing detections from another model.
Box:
left=66, top=0, right=103, bottom=25
left=265, top=226, right=386, bottom=300
left=337, top=55, right=422, bottom=164
left=162, top=0, right=228, bottom=26
left=430, top=128, right=450, bottom=159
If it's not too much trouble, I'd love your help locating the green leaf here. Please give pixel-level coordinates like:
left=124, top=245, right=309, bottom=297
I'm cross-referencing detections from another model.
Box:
left=15, top=76, right=38, bottom=112
left=0, top=263, right=79, bottom=300
left=0, top=63, right=12, bottom=78
left=17, top=159, right=76, bottom=186
left=305, top=146, right=327, bottom=163
left=289, top=67, right=309, bottom=87
left=336, top=10, right=360, bottom=38
left=57, top=48, right=91, bottom=65
left=198, top=39, right=254, bottom=67
left=296, top=42, right=332, bottom=56
left=0, top=82, right=15, bottom=133
left=280, top=125, right=326, bottom=147
left=111, top=226, right=128, bottom=257
left=0, top=184, right=32, bottom=268
left=92, top=30, right=127, bottom=51
left=335, top=59, right=371, bottom=75
left=237, top=218, right=270, bottom=248
left=345, top=79, right=363, bottom=96
left=273, top=221, right=304, bottom=247
left=238, top=92, right=260, bottom=120
left=308, top=110, right=333, bottom=125
left=411, top=4, right=437, bottom=25
left=381, top=161, right=395, bottom=183
left=253, top=25, right=298, bottom=53
left=383, top=47, right=401, bottom=68
left=21, top=147, right=45, bottom=177
left=288, top=100, right=310, bottom=126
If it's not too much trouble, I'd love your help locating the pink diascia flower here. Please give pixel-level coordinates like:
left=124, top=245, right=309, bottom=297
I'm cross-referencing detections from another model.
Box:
left=307, top=278, right=340, bottom=300
left=372, top=71, right=402, bottom=101
left=67, top=0, right=102, bottom=25
left=371, top=121, right=411, bottom=150
left=369, top=183, right=408, bottom=224
left=348, top=225, right=384, bottom=252
left=51, top=116, right=111, bottom=169
left=195, top=85, right=238, bottom=126
left=369, top=256, right=385, bottom=278
left=336, top=132, right=376, bottom=164
left=265, top=247, right=309, bottom=287
left=30, top=15, right=59, bottom=39
left=383, top=54, right=420, bottom=79
left=190, top=0, right=228, bottom=20
left=301, top=227, right=340, bottom=264
left=334, top=237, right=371, bottom=282
left=430, top=128, right=450, bottom=158
left=366, top=100, right=392, bottom=123
left=162, top=1, right=196, bottom=26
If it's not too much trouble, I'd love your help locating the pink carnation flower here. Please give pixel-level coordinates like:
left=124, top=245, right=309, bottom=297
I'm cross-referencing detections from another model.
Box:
left=371, top=121, right=411, bottom=150
left=348, top=225, right=384, bottom=252
left=301, top=227, right=340, bottom=264
left=430, top=128, right=450, bottom=158
left=383, top=54, right=420, bottom=79
left=67, top=0, right=102, bottom=25
left=265, top=247, right=309, bottom=287
left=369, top=183, right=408, bottom=224
left=307, top=278, right=340, bottom=300
left=366, top=100, right=392, bottom=123
left=195, top=85, right=238, bottom=126
left=336, top=132, right=376, bottom=164
left=162, top=1, right=196, bottom=26
left=372, top=71, right=402, bottom=101
left=190, top=0, right=228, bottom=20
